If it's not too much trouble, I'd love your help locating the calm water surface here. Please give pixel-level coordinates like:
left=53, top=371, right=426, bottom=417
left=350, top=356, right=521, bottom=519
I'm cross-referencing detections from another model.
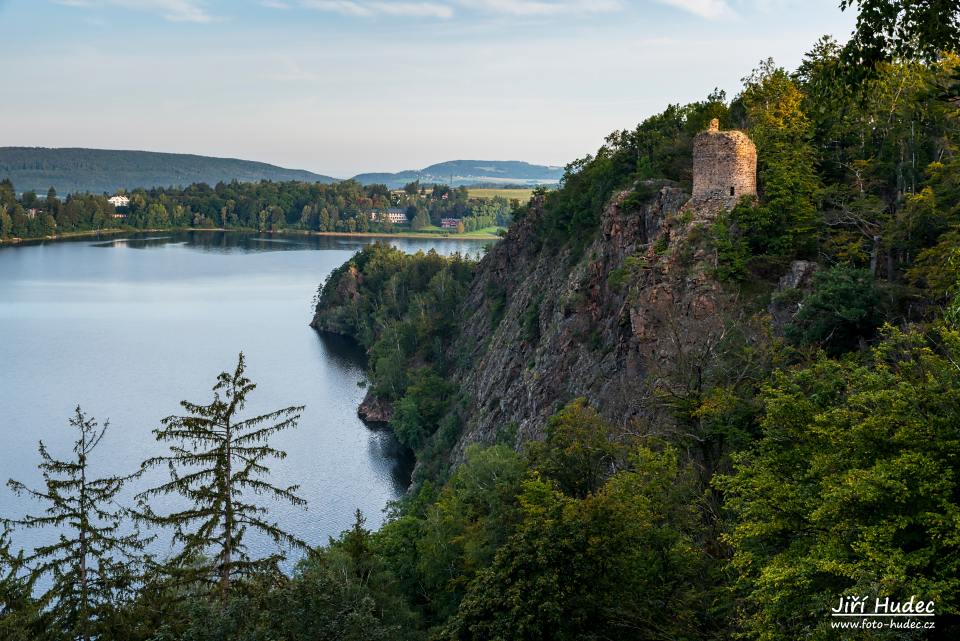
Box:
left=0, top=231, right=489, bottom=564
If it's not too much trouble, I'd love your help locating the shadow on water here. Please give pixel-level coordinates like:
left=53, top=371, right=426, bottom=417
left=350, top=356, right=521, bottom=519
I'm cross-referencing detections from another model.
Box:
left=316, top=331, right=415, bottom=493
left=91, top=231, right=318, bottom=253
left=6, top=230, right=493, bottom=258
left=87, top=230, right=390, bottom=253
left=368, top=426, right=416, bottom=495
left=317, top=332, right=369, bottom=369
left=182, top=231, right=317, bottom=253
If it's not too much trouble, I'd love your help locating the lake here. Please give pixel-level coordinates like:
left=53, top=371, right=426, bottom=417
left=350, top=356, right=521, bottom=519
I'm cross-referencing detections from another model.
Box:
left=0, top=231, right=490, bottom=566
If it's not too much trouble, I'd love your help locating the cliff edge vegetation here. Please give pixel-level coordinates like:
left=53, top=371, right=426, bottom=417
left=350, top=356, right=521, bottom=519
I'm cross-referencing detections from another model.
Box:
left=309, top=40, right=960, bottom=641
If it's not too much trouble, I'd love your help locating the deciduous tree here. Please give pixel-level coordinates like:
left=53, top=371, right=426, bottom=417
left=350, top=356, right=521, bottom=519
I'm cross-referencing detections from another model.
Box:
left=719, top=325, right=960, bottom=640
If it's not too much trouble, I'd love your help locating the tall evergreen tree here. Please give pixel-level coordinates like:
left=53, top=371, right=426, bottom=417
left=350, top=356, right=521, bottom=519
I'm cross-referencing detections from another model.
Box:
left=3, top=407, right=149, bottom=641
left=137, top=353, right=307, bottom=601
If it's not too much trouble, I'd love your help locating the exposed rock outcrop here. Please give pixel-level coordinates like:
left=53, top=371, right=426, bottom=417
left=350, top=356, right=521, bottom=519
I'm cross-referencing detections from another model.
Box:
left=769, top=259, right=819, bottom=334
left=309, top=178, right=772, bottom=474
left=445, top=180, right=749, bottom=460
left=778, top=259, right=819, bottom=291
left=358, top=390, right=393, bottom=424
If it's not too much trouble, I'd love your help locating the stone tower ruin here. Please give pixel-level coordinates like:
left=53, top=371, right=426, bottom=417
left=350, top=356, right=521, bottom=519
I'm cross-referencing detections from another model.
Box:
left=692, top=118, right=757, bottom=206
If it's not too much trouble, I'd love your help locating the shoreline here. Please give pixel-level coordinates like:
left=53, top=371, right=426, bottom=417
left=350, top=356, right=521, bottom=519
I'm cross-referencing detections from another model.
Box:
left=0, top=227, right=134, bottom=246
left=0, top=227, right=501, bottom=246
left=248, top=228, right=500, bottom=241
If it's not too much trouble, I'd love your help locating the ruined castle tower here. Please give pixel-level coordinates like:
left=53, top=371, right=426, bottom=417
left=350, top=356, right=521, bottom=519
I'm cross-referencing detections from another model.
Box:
left=692, top=118, right=757, bottom=206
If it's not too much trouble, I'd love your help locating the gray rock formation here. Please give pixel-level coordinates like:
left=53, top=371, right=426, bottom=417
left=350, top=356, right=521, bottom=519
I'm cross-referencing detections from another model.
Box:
left=769, top=259, right=819, bottom=334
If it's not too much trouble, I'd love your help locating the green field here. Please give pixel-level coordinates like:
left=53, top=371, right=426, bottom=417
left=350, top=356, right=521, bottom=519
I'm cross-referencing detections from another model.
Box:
left=467, top=188, right=535, bottom=202
left=350, top=225, right=502, bottom=239
left=421, top=225, right=502, bottom=238
left=461, top=226, right=504, bottom=237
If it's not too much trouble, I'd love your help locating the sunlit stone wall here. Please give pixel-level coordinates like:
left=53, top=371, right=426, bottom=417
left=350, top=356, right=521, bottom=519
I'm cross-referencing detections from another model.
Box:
left=692, top=118, right=757, bottom=207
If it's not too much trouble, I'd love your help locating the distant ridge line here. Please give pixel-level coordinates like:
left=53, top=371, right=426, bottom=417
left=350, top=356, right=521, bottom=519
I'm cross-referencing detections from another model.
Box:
left=0, top=147, right=564, bottom=195
left=351, top=159, right=564, bottom=189
left=0, top=147, right=337, bottom=195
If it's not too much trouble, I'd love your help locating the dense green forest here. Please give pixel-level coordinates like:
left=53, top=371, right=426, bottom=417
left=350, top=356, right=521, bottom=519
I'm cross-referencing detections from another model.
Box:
left=0, top=179, right=514, bottom=241
left=0, top=147, right=336, bottom=196
left=304, top=4, right=960, bottom=639
left=3, top=1, right=960, bottom=639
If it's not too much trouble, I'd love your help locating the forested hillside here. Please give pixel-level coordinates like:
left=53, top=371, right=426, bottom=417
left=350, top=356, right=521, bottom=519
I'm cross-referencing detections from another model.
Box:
left=307, top=11, right=960, bottom=641
left=0, top=147, right=335, bottom=195
left=2, top=1, right=960, bottom=640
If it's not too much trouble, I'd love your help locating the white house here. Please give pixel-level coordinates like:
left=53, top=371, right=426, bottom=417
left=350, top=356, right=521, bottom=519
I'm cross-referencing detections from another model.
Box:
left=108, top=195, right=130, bottom=208
left=372, top=208, right=408, bottom=224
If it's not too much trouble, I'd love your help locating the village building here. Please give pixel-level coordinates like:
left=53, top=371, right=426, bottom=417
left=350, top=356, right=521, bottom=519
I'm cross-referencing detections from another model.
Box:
left=440, top=218, right=460, bottom=229
left=371, top=208, right=408, bottom=224
left=108, top=195, right=131, bottom=208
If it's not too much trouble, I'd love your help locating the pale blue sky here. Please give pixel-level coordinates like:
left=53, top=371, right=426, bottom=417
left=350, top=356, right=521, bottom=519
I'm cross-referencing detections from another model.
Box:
left=0, top=0, right=855, bottom=177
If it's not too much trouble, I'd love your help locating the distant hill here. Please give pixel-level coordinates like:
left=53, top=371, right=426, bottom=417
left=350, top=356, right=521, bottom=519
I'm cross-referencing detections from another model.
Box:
left=0, top=148, right=564, bottom=195
left=0, top=147, right=337, bottom=195
left=352, top=160, right=564, bottom=188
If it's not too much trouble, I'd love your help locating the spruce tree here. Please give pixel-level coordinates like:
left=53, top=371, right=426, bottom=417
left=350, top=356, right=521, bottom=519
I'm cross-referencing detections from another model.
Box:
left=137, top=353, right=307, bottom=601
left=0, top=531, right=41, bottom=641
left=3, top=407, right=149, bottom=641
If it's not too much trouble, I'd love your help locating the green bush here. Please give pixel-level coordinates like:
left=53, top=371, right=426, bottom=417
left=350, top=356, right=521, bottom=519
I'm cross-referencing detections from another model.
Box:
left=785, top=266, right=883, bottom=354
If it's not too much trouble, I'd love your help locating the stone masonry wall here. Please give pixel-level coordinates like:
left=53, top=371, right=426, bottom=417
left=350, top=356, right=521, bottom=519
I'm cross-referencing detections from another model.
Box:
left=692, top=119, right=757, bottom=207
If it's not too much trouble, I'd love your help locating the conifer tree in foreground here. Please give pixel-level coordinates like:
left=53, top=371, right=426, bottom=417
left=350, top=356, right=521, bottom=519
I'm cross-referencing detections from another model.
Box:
left=3, top=407, right=149, bottom=641
left=0, top=531, right=41, bottom=641
left=137, top=352, right=307, bottom=601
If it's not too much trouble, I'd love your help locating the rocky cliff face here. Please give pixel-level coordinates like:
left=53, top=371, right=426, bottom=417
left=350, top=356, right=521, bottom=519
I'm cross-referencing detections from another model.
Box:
left=447, top=182, right=748, bottom=458
left=309, top=181, right=768, bottom=469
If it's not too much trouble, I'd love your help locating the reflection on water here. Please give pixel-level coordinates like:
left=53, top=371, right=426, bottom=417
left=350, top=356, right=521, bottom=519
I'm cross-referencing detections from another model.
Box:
left=77, top=229, right=493, bottom=257
left=91, top=236, right=177, bottom=249
left=367, top=425, right=417, bottom=497
left=315, top=332, right=415, bottom=495
left=318, top=332, right=369, bottom=369
left=0, top=231, right=476, bottom=563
